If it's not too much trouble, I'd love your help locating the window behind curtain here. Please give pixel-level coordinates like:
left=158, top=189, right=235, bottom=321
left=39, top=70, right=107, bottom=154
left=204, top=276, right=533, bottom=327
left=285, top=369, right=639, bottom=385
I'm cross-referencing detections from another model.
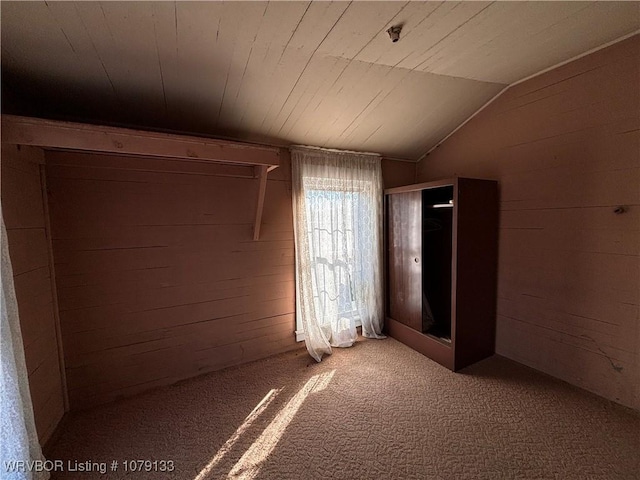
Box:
left=291, top=147, right=385, bottom=362
left=303, top=186, right=374, bottom=330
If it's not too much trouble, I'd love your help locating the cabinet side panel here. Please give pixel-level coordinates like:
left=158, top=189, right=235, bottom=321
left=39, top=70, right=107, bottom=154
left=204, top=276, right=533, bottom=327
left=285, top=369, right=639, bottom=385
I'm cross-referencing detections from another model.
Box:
left=454, top=178, right=499, bottom=369
left=388, top=191, right=422, bottom=331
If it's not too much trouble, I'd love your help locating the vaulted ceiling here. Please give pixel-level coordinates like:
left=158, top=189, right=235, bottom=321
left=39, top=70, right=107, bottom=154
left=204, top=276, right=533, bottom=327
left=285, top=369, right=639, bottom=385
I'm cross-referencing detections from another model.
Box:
left=2, top=1, right=639, bottom=160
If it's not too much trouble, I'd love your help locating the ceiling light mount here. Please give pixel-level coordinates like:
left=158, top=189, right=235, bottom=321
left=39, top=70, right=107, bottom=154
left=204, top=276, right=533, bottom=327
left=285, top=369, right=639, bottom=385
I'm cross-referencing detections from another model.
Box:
left=387, top=24, right=402, bottom=43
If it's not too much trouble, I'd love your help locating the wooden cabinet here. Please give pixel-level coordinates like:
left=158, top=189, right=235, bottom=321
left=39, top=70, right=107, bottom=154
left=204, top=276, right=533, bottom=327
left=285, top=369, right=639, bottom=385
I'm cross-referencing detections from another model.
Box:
left=385, top=177, right=498, bottom=371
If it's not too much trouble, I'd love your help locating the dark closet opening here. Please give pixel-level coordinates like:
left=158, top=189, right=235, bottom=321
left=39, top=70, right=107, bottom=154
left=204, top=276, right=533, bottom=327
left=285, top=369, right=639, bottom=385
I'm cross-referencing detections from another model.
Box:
left=422, top=186, right=453, bottom=342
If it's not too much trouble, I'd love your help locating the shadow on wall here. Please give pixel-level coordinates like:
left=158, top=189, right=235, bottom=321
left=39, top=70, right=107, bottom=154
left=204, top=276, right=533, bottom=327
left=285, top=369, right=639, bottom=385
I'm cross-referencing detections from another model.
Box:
left=2, top=70, right=283, bottom=145
left=1, top=69, right=288, bottom=149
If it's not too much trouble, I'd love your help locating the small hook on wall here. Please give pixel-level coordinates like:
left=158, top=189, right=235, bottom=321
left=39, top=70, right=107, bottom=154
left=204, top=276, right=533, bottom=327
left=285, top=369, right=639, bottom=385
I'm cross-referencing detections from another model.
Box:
left=613, top=206, right=626, bottom=214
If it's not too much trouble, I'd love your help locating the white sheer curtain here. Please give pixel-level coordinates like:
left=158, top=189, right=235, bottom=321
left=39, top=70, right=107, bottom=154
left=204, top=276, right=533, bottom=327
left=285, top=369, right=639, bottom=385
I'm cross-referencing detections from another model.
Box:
left=1, top=208, right=49, bottom=480
left=291, top=146, right=385, bottom=362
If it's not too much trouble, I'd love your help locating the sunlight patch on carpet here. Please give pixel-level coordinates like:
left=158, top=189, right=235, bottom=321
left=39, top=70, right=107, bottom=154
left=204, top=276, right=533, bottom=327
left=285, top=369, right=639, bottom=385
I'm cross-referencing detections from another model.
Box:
left=227, top=370, right=336, bottom=480
left=194, top=388, right=280, bottom=480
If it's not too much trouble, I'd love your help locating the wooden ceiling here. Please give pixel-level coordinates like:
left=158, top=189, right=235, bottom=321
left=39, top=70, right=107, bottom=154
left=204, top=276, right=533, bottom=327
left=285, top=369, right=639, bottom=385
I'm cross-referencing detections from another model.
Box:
left=2, top=1, right=639, bottom=160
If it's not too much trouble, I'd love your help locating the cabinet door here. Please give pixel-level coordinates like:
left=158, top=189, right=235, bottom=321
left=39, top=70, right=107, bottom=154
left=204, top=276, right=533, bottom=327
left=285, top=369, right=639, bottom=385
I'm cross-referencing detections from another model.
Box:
left=388, top=191, right=422, bottom=331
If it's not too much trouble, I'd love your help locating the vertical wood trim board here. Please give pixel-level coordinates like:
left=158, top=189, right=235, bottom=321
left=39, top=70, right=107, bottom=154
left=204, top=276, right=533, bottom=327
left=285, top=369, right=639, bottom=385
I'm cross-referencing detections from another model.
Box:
left=416, top=35, right=640, bottom=410
left=39, top=164, right=70, bottom=411
left=0, top=144, right=66, bottom=443
left=253, top=165, right=269, bottom=241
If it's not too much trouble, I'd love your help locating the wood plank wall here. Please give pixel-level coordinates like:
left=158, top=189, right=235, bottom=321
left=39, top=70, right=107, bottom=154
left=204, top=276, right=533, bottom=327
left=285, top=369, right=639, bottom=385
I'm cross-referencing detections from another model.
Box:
left=416, top=36, right=639, bottom=409
left=382, top=158, right=416, bottom=189
left=45, top=149, right=297, bottom=409
left=46, top=148, right=414, bottom=409
left=1, top=145, right=66, bottom=443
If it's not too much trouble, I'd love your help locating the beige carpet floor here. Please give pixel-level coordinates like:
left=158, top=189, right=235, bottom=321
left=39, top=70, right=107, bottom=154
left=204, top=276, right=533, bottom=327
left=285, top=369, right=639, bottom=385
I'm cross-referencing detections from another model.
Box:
left=48, top=337, right=639, bottom=479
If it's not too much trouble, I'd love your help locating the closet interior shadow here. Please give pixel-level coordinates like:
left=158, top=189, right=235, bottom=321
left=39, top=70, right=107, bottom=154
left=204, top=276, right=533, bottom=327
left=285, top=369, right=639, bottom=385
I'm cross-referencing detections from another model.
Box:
left=421, top=186, right=453, bottom=343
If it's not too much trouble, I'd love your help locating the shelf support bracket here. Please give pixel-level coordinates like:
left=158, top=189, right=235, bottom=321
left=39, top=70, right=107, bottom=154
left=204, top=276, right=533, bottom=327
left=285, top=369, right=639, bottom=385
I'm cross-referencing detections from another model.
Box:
left=253, top=165, right=269, bottom=240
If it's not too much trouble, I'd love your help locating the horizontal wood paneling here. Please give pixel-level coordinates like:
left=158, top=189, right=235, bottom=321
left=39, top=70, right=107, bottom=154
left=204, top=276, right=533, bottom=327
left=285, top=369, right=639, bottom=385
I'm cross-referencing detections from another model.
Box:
left=1, top=144, right=65, bottom=443
left=417, top=36, right=640, bottom=409
left=46, top=147, right=407, bottom=408
left=46, top=149, right=299, bottom=409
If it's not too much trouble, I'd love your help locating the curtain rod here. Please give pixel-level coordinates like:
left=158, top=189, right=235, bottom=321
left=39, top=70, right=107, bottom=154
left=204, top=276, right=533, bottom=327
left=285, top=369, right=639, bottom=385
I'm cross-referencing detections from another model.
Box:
left=289, top=145, right=381, bottom=158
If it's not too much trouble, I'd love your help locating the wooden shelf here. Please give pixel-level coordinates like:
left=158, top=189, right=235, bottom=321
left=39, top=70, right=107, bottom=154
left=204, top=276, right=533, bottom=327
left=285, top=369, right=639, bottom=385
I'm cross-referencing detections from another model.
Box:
left=1, top=115, right=279, bottom=240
